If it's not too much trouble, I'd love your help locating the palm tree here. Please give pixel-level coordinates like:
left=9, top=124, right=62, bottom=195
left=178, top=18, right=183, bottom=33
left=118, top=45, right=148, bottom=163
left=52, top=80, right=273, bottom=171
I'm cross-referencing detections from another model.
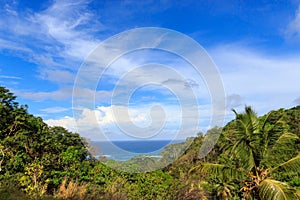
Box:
left=193, top=106, right=300, bottom=199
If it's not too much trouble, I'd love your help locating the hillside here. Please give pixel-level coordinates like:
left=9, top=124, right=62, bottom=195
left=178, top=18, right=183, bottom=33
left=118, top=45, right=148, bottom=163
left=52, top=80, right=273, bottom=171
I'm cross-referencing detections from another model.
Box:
left=0, top=86, right=299, bottom=200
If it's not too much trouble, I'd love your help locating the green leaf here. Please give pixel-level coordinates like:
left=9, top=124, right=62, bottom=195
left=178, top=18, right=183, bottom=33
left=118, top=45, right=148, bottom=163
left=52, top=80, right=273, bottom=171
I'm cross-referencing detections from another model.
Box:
left=193, top=163, right=243, bottom=181
left=271, top=154, right=300, bottom=173
left=259, top=179, right=296, bottom=200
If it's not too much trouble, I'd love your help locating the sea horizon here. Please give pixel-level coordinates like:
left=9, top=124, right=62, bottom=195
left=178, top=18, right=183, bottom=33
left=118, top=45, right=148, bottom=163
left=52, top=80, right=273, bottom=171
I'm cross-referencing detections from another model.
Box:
left=91, top=139, right=187, bottom=142
left=92, top=139, right=185, bottom=161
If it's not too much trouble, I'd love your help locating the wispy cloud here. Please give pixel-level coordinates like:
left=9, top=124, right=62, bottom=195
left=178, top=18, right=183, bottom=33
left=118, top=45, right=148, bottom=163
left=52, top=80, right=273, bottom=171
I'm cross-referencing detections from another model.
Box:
left=210, top=44, right=300, bottom=114
left=40, top=106, right=69, bottom=113
left=0, top=75, right=21, bottom=80
left=1, top=1, right=299, bottom=141
left=0, top=39, right=32, bottom=53
left=3, top=1, right=18, bottom=16
left=14, top=88, right=73, bottom=101
left=0, top=75, right=21, bottom=85
left=285, top=4, right=300, bottom=41
left=33, top=0, right=102, bottom=61
left=1, top=0, right=101, bottom=61
left=38, top=68, right=75, bottom=84
left=0, top=0, right=103, bottom=90
left=16, top=87, right=112, bottom=103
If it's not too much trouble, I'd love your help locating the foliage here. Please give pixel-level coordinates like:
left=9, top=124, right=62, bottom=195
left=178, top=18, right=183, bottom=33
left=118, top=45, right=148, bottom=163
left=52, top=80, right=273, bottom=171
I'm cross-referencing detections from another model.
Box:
left=0, top=86, right=299, bottom=200
left=190, top=106, right=300, bottom=199
left=19, top=162, right=48, bottom=197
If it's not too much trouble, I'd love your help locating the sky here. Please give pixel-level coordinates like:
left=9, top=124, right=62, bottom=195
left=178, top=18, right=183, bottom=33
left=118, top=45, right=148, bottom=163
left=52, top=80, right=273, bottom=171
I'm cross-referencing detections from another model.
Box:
left=0, top=0, right=300, bottom=141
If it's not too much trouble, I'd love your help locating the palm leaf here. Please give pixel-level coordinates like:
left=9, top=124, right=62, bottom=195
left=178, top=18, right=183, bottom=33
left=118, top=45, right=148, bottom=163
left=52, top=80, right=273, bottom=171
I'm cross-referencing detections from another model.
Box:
left=273, top=132, right=299, bottom=146
left=231, top=140, right=256, bottom=171
left=259, top=179, right=296, bottom=200
left=262, top=133, right=300, bottom=167
left=218, top=133, right=233, bottom=153
left=193, top=163, right=243, bottom=181
left=230, top=106, right=260, bottom=170
left=271, top=154, right=300, bottom=173
left=260, top=111, right=279, bottom=158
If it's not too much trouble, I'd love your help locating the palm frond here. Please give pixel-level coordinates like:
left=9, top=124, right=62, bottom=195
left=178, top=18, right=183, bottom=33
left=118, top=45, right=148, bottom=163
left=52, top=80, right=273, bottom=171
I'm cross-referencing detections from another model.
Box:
left=231, top=108, right=239, bottom=117
left=274, top=132, right=299, bottom=146
left=259, top=179, right=296, bottom=200
left=263, top=132, right=299, bottom=165
left=260, top=111, right=277, bottom=157
left=230, top=106, right=261, bottom=169
left=219, top=134, right=233, bottom=153
left=261, top=112, right=289, bottom=150
left=231, top=140, right=256, bottom=171
left=271, top=154, right=300, bottom=173
left=196, top=163, right=243, bottom=181
left=261, top=111, right=274, bottom=132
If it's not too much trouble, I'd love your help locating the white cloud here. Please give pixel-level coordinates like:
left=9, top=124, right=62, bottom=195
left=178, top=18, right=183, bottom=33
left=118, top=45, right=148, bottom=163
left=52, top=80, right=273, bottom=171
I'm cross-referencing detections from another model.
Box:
left=0, top=38, right=32, bottom=53
left=33, top=0, right=102, bottom=61
left=0, top=0, right=103, bottom=87
left=285, top=5, right=300, bottom=41
left=45, top=103, right=213, bottom=141
left=1, top=1, right=298, bottom=142
left=4, top=2, right=18, bottom=16
left=76, top=48, right=212, bottom=108
left=45, top=116, right=77, bottom=133
left=0, top=75, right=21, bottom=80
left=15, top=88, right=73, bottom=101
left=209, top=44, right=300, bottom=114
left=0, top=74, right=21, bottom=85
left=40, top=106, right=69, bottom=113
left=38, top=68, right=75, bottom=84
left=16, top=87, right=112, bottom=102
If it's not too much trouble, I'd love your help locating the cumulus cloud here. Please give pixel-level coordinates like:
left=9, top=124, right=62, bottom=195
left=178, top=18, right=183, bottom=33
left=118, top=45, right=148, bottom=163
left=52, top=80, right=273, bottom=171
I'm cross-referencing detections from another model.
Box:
left=45, top=106, right=155, bottom=140
left=46, top=106, right=151, bottom=133
left=45, top=116, right=77, bottom=132
left=44, top=103, right=214, bottom=141
left=2, top=1, right=298, bottom=141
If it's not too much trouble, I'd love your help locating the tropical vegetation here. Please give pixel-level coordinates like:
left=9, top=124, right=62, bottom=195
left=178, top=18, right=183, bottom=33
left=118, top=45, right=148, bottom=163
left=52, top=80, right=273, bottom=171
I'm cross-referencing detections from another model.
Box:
left=0, top=86, right=299, bottom=199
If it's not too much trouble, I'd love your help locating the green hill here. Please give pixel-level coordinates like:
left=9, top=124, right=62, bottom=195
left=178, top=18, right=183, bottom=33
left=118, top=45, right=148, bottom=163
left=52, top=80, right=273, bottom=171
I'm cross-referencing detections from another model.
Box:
left=0, top=86, right=299, bottom=199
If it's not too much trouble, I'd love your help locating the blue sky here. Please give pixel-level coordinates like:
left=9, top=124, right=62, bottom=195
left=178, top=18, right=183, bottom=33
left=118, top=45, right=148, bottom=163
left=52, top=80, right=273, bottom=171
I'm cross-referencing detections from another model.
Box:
left=0, top=0, right=300, bottom=141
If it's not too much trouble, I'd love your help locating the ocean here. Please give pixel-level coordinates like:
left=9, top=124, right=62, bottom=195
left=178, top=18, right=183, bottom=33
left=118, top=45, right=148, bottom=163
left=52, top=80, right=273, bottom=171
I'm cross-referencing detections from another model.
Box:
left=92, top=140, right=184, bottom=161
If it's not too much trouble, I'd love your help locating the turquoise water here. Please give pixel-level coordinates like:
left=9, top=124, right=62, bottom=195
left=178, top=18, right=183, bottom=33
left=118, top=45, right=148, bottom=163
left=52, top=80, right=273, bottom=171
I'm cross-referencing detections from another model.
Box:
left=92, top=140, right=184, bottom=161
